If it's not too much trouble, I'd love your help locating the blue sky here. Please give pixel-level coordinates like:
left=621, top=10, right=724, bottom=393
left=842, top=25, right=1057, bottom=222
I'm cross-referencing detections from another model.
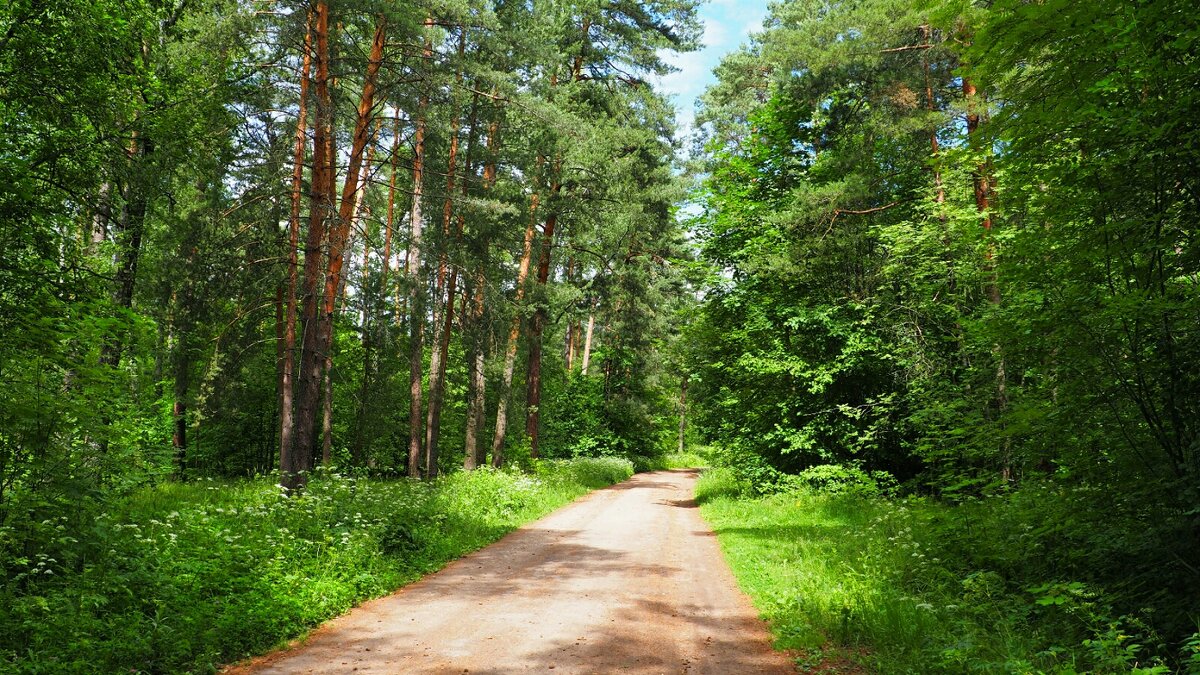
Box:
left=654, top=0, right=771, bottom=133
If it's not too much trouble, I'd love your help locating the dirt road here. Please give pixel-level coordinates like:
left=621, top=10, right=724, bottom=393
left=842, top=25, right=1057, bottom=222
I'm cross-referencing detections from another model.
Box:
left=225, top=469, right=795, bottom=674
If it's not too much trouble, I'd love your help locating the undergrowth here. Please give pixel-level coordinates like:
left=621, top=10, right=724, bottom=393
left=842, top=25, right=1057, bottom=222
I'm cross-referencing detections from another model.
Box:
left=696, top=467, right=1199, bottom=674
left=635, top=447, right=713, bottom=472
left=0, top=458, right=632, bottom=674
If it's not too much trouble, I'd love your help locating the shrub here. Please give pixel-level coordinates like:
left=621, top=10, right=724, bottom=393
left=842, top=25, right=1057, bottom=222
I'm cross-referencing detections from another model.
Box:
left=794, top=464, right=896, bottom=497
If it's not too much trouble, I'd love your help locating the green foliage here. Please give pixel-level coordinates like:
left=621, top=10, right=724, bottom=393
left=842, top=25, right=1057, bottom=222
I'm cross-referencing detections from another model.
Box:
left=794, top=464, right=896, bottom=498
left=540, top=373, right=679, bottom=466
left=688, top=0, right=1200, bottom=666
left=1184, top=633, right=1200, bottom=675
left=0, top=459, right=627, bottom=673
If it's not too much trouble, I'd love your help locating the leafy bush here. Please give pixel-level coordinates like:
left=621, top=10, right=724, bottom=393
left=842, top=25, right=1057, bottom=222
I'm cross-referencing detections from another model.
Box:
left=708, top=443, right=792, bottom=494
left=795, top=464, right=896, bottom=497
left=540, top=376, right=667, bottom=464
left=0, top=460, right=627, bottom=673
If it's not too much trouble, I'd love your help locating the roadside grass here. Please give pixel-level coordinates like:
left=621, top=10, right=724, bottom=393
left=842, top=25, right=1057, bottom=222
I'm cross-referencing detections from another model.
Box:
left=695, top=468, right=1186, bottom=674
left=0, top=458, right=633, bottom=674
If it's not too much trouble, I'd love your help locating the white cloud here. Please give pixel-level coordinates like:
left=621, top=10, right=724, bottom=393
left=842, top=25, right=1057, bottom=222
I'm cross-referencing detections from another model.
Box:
left=653, top=1, right=771, bottom=137
left=702, top=16, right=728, bottom=48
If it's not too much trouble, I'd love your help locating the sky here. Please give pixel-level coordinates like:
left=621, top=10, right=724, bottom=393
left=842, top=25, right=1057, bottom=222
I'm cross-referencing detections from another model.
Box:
left=653, top=0, right=772, bottom=135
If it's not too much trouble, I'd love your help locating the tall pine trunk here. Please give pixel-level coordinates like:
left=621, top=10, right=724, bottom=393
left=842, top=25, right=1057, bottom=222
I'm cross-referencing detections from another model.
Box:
left=288, top=0, right=332, bottom=491
left=921, top=24, right=947, bottom=221
left=294, top=7, right=385, bottom=488
left=278, top=11, right=311, bottom=487
left=524, top=173, right=561, bottom=459
left=100, top=132, right=152, bottom=371
left=406, top=19, right=433, bottom=478
left=490, top=157, right=542, bottom=466
left=451, top=90, right=489, bottom=468
left=581, top=304, right=595, bottom=376
left=677, top=375, right=688, bottom=454
left=319, top=18, right=387, bottom=467
left=462, top=102, right=495, bottom=469
left=424, top=38, right=470, bottom=478
left=383, top=109, right=401, bottom=325
left=464, top=268, right=488, bottom=468
left=523, top=58, right=581, bottom=459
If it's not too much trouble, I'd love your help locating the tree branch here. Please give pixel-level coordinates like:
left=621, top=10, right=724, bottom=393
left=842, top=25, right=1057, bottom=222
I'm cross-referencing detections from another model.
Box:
left=879, top=44, right=933, bottom=53
left=833, top=201, right=902, bottom=217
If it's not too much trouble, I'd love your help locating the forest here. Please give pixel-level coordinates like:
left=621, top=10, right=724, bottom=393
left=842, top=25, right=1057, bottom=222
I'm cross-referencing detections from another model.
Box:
left=1, top=0, right=1197, bottom=672
left=686, top=0, right=1199, bottom=671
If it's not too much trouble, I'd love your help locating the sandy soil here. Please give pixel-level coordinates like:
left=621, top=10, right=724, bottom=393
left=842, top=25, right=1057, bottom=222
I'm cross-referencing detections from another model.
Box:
left=224, top=469, right=796, bottom=675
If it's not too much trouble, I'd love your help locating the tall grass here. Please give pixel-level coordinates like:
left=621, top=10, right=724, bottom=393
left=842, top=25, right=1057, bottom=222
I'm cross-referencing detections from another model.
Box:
left=696, top=468, right=1188, bottom=674
left=0, top=458, right=633, bottom=674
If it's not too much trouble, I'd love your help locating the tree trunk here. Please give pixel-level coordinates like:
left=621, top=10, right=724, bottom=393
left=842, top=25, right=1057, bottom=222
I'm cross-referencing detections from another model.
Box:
left=279, top=16, right=312, bottom=482
left=521, top=52, right=582, bottom=457
left=491, top=158, right=543, bottom=466
left=353, top=133, right=379, bottom=466
left=322, top=126, right=380, bottom=466
left=962, top=76, right=994, bottom=241
left=321, top=351, right=334, bottom=464
left=314, top=17, right=386, bottom=469
left=383, top=109, right=400, bottom=298
left=407, top=19, right=433, bottom=478
left=113, top=136, right=150, bottom=317
left=464, top=269, right=487, bottom=468
left=353, top=210, right=374, bottom=465
left=100, top=133, right=152, bottom=370
left=463, top=101, right=495, bottom=469
left=524, top=172, right=561, bottom=459
left=291, top=0, right=335, bottom=490
left=424, top=39, right=470, bottom=478
left=173, top=348, right=189, bottom=478
left=677, top=375, right=688, bottom=455
left=90, top=181, right=112, bottom=254
left=275, top=282, right=285, bottom=452
left=921, top=24, right=947, bottom=221
left=963, top=70, right=1009, bottom=479
left=581, top=307, right=595, bottom=375
left=564, top=257, right=576, bottom=373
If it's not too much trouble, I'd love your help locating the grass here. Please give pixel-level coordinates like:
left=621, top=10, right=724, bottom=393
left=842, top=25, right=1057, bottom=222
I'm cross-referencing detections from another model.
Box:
left=695, top=468, right=1188, bottom=674
left=636, top=447, right=712, bottom=472
left=0, top=458, right=633, bottom=674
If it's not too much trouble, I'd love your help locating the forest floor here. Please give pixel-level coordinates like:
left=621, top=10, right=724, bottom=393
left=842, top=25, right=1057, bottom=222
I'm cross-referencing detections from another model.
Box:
left=223, top=469, right=794, bottom=674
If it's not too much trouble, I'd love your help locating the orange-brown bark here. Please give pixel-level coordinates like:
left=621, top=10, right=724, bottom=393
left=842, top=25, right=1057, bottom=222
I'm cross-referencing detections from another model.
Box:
left=290, top=0, right=333, bottom=490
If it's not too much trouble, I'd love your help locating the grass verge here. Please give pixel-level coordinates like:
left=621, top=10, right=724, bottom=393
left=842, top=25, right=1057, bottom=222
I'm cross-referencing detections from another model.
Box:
left=0, top=458, right=633, bottom=674
left=695, top=468, right=1191, bottom=674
